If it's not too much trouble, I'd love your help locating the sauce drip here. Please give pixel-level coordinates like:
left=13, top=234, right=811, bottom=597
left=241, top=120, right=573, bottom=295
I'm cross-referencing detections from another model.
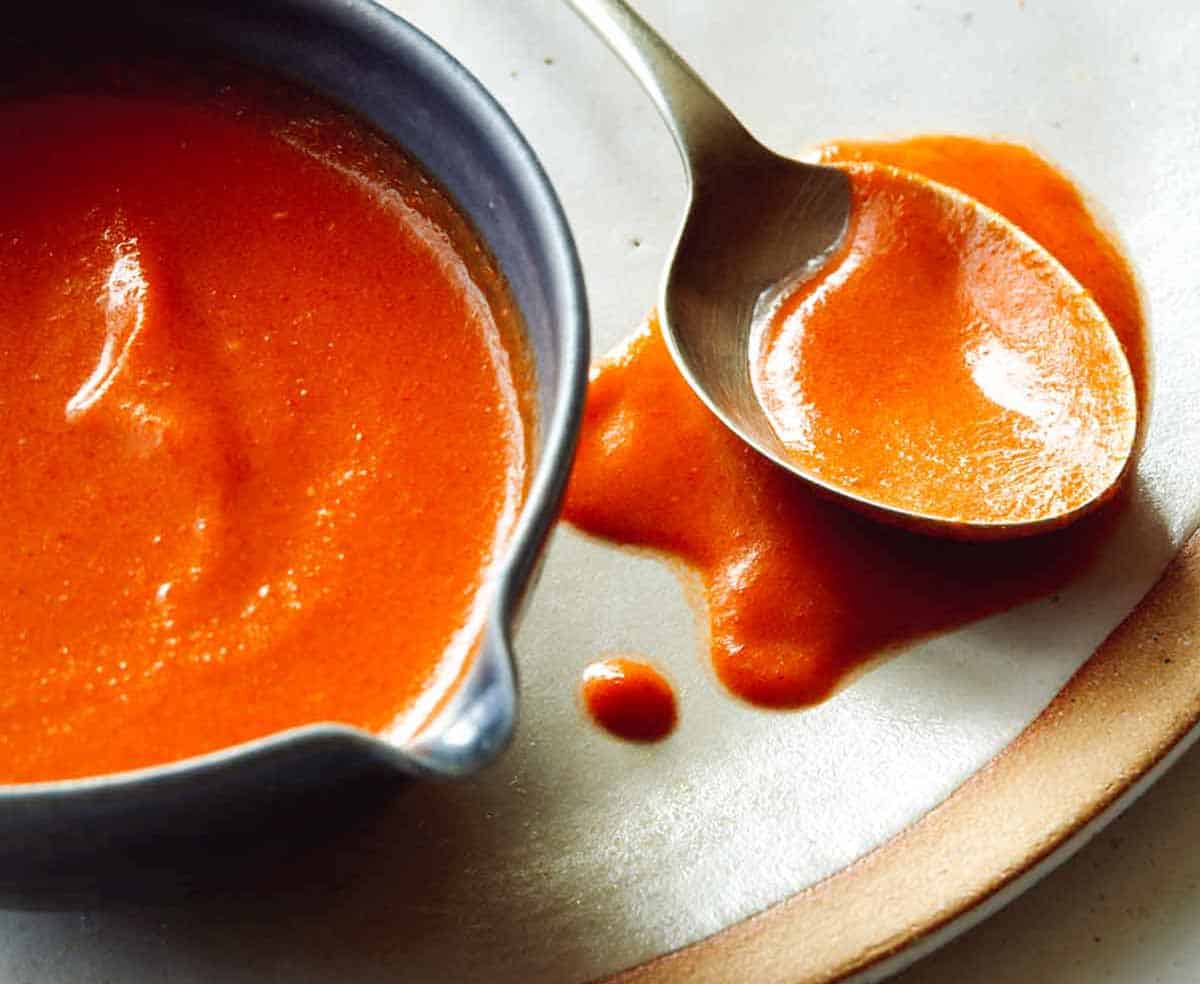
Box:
left=564, top=136, right=1145, bottom=710
left=581, top=658, right=677, bottom=742
left=0, top=66, right=529, bottom=782
left=751, top=164, right=1135, bottom=527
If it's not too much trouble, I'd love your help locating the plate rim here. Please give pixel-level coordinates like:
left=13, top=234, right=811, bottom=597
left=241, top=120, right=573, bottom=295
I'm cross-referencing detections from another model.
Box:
left=602, top=528, right=1200, bottom=984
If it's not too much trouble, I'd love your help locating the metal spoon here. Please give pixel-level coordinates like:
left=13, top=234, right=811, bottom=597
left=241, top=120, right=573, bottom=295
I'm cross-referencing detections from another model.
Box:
left=565, top=0, right=1137, bottom=538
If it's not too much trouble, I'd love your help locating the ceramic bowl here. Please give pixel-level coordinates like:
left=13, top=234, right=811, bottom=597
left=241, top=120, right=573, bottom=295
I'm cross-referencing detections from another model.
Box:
left=0, top=0, right=588, bottom=903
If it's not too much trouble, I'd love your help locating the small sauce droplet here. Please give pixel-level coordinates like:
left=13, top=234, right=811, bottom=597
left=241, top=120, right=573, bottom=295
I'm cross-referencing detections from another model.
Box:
left=581, top=657, right=677, bottom=742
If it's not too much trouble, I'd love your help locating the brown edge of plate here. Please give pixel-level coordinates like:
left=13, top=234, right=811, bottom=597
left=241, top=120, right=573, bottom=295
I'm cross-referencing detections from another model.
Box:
left=597, top=528, right=1200, bottom=984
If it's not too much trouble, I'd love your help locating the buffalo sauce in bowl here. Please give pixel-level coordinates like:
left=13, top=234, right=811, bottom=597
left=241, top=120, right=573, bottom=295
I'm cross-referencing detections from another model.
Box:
left=0, top=61, right=532, bottom=782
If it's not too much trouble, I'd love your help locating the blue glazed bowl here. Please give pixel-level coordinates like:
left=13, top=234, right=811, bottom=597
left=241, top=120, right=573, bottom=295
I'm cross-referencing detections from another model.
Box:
left=1, top=0, right=588, bottom=902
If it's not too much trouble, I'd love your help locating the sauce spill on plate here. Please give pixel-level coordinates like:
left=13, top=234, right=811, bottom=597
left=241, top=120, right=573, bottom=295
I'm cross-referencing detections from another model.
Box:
left=0, top=62, right=531, bottom=782
left=565, top=136, right=1146, bottom=718
left=581, top=657, right=677, bottom=742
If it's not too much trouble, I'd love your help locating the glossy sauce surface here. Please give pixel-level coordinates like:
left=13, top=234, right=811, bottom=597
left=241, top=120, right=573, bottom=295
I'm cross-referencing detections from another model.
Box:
left=0, top=68, right=528, bottom=781
left=565, top=136, right=1145, bottom=710
left=581, top=658, right=677, bottom=742
left=752, top=163, right=1136, bottom=527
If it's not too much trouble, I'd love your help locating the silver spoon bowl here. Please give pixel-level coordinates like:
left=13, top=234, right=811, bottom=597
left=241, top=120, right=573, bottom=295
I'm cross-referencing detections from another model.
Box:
left=566, top=0, right=1136, bottom=539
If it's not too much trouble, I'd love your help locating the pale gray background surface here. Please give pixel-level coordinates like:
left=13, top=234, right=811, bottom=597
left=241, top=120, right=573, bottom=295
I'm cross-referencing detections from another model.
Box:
left=896, top=741, right=1200, bottom=984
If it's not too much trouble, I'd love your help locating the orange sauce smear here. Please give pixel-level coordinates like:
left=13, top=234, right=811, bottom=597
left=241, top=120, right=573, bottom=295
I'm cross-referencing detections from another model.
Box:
left=581, top=657, right=677, bottom=742
left=564, top=136, right=1145, bottom=711
left=0, top=65, right=529, bottom=782
left=752, top=163, right=1135, bottom=526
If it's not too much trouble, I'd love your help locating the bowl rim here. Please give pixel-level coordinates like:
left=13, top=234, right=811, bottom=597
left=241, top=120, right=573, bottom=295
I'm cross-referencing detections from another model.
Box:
left=0, top=0, right=589, bottom=798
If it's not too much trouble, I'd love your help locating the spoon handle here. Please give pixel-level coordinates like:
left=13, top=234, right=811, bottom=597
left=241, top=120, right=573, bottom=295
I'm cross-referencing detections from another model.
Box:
left=564, top=0, right=756, bottom=181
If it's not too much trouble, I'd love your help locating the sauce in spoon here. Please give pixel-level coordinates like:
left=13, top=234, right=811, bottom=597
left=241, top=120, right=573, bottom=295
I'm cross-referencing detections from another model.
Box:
left=751, top=162, right=1136, bottom=530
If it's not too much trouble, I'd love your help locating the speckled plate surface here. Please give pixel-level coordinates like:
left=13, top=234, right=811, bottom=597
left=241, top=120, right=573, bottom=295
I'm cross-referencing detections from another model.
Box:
left=3, top=2, right=1199, bottom=982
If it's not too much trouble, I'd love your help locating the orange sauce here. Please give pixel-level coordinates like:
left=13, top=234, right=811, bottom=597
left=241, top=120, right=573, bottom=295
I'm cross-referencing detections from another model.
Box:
left=581, top=658, right=677, bottom=742
left=0, top=64, right=529, bottom=782
left=752, top=163, right=1135, bottom=527
left=815, top=137, right=1146, bottom=397
left=564, top=136, right=1145, bottom=710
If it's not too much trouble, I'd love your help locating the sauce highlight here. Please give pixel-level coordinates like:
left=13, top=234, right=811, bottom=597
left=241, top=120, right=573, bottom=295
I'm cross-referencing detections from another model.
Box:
left=0, top=65, right=529, bottom=782
left=565, top=136, right=1145, bottom=711
left=581, top=658, right=677, bottom=742
left=751, top=163, right=1136, bottom=527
